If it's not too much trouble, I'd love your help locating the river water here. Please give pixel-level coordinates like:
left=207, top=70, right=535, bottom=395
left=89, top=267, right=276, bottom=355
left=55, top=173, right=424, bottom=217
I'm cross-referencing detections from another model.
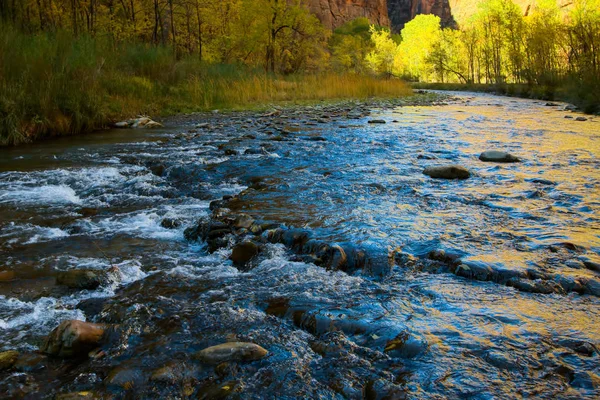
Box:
left=0, top=93, right=599, bottom=399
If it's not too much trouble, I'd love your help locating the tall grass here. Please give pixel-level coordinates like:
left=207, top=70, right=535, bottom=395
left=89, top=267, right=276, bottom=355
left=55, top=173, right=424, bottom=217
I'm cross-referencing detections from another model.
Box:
left=0, top=26, right=411, bottom=146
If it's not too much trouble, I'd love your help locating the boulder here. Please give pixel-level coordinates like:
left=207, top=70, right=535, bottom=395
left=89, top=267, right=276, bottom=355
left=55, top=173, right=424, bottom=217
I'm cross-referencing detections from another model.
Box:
left=479, top=150, right=520, bottom=163
left=56, top=269, right=107, bottom=290
left=230, top=241, right=260, bottom=267
left=41, top=320, right=106, bottom=358
left=368, top=120, right=386, bottom=124
left=575, top=116, right=588, bottom=122
left=194, top=342, right=268, bottom=364
left=0, top=350, right=19, bottom=371
left=423, top=165, right=470, bottom=180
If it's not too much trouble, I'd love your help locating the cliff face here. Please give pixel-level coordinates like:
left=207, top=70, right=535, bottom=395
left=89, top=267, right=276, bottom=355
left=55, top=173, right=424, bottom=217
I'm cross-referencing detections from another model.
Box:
left=305, top=0, right=390, bottom=30
left=306, top=0, right=568, bottom=33
left=387, top=0, right=454, bottom=31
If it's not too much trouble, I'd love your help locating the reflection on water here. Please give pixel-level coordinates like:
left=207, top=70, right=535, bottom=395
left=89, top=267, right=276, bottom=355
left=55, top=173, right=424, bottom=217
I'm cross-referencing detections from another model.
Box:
left=0, top=92, right=598, bottom=398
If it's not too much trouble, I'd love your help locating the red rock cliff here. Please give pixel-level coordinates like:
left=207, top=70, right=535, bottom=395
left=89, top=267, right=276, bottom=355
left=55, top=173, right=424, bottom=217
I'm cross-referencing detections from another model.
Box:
left=387, top=0, right=454, bottom=31
left=305, top=0, right=390, bottom=30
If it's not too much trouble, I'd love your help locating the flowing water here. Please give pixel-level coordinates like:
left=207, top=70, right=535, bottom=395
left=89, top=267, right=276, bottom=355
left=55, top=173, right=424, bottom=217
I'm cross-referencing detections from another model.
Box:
left=0, top=92, right=599, bottom=399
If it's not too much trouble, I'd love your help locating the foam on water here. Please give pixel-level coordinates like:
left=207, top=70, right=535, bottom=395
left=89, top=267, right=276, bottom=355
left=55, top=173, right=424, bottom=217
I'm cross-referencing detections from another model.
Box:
left=0, top=223, right=70, bottom=245
left=0, top=184, right=82, bottom=205
left=0, top=296, right=85, bottom=333
left=0, top=258, right=148, bottom=350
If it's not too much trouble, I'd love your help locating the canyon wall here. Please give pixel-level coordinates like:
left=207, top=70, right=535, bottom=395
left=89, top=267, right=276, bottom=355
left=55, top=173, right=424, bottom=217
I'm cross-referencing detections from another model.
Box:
left=306, top=0, right=570, bottom=32
left=304, top=0, right=390, bottom=30
left=387, top=0, right=455, bottom=31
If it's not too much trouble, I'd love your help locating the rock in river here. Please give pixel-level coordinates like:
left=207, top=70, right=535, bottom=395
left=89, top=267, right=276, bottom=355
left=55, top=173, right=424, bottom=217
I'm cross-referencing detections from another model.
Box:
left=56, top=269, right=108, bottom=290
left=479, top=150, right=520, bottom=163
left=114, top=116, right=162, bottom=129
left=423, top=165, right=471, bottom=180
left=0, top=350, right=19, bottom=371
left=194, top=342, right=268, bottom=364
left=41, top=320, right=106, bottom=358
left=230, top=241, right=260, bottom=267
left=0, top=270, right=15, bottom=282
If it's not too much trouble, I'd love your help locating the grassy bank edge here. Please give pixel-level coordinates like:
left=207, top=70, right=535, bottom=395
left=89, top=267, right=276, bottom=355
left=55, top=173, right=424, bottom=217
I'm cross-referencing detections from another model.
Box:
left=411, top=82, right=600, bottom=115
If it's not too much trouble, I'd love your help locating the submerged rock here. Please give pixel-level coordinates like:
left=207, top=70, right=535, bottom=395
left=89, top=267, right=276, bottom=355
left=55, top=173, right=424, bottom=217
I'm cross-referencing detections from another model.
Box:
left=0, top=270, right=15, bottom=282
left=368, top=119, right=386, bottom=124
left=56, top=269, right=108, bottom=290
left=0, top=350, right=19, bottom=371
left=41, top=320, right=106, bottom=358
left=55, top=392, right=98, bottom=400
left=479, top=150, right=520, bottom=163
left=105, top=367, right=147, bottom=390
left=384, top=331, right=428, bottom=358
left=423, top=165, right=470, bottom=180
left=13, top=353, right=47, bottom=372
left=194, top=342, right=268, bottom=364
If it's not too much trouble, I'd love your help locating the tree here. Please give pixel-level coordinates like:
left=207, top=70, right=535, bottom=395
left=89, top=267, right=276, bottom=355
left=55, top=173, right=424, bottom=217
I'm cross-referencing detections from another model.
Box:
left=366, top=26, right=399, bottom=77
left=397, top=14, right=442, bottom=81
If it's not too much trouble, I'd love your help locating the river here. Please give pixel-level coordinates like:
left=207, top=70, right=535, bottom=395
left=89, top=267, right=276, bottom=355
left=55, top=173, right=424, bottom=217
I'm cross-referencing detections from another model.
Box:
left=0, top=92, right=599, bottom=398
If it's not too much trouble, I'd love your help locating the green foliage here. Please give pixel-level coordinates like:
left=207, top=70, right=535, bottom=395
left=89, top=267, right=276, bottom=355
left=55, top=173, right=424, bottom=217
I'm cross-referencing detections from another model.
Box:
left=329, top=18, right=373, bottom=73
left=398, top=15, right=442, bottom=81
left=366, top=27, right=400, bottom=76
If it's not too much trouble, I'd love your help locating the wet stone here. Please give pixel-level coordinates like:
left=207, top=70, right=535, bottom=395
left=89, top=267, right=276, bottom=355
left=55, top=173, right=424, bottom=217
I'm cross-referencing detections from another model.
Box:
left=198, top=380, right=240, bottom=399
left=423, top=165, right=470, bottom=180
left=194, top=342, right=268, bottom=364
left=0, top=270, right=15, bottom=282
left=41, top=320, right=106, bottom=358
left=77, top=297, right=109, bottom=319
left=385, top=331, right=428, bottom=359
left=557, top=338, right=597, bottom=356
left=13, top=353, right=47, bottom=372
left=233, top=214, right=254, bottom=229
left=0, top=350, right=19, bottom=371
left=230, top=241, right=260, bottom=267
left=479, top=150, right=520, bottom=163
left=55, top=392, right=99, bottom=400
left=56, top=269, right=108, bottom=290
left=105, top=367, right=147, bottom=390
left=160, top=217, right=182, bottom=229
left=150, top=362, right=189, bottom=383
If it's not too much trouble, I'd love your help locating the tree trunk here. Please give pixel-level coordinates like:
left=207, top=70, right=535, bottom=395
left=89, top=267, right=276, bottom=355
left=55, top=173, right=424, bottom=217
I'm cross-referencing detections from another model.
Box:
left=169, top=0, right=176, bottom=57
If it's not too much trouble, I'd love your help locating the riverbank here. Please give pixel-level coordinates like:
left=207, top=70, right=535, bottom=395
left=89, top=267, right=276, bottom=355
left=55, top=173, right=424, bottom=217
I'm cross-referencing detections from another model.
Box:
left=0, top=26, right=413, bottom=147
left=411, top=82, right=600, bottom=115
